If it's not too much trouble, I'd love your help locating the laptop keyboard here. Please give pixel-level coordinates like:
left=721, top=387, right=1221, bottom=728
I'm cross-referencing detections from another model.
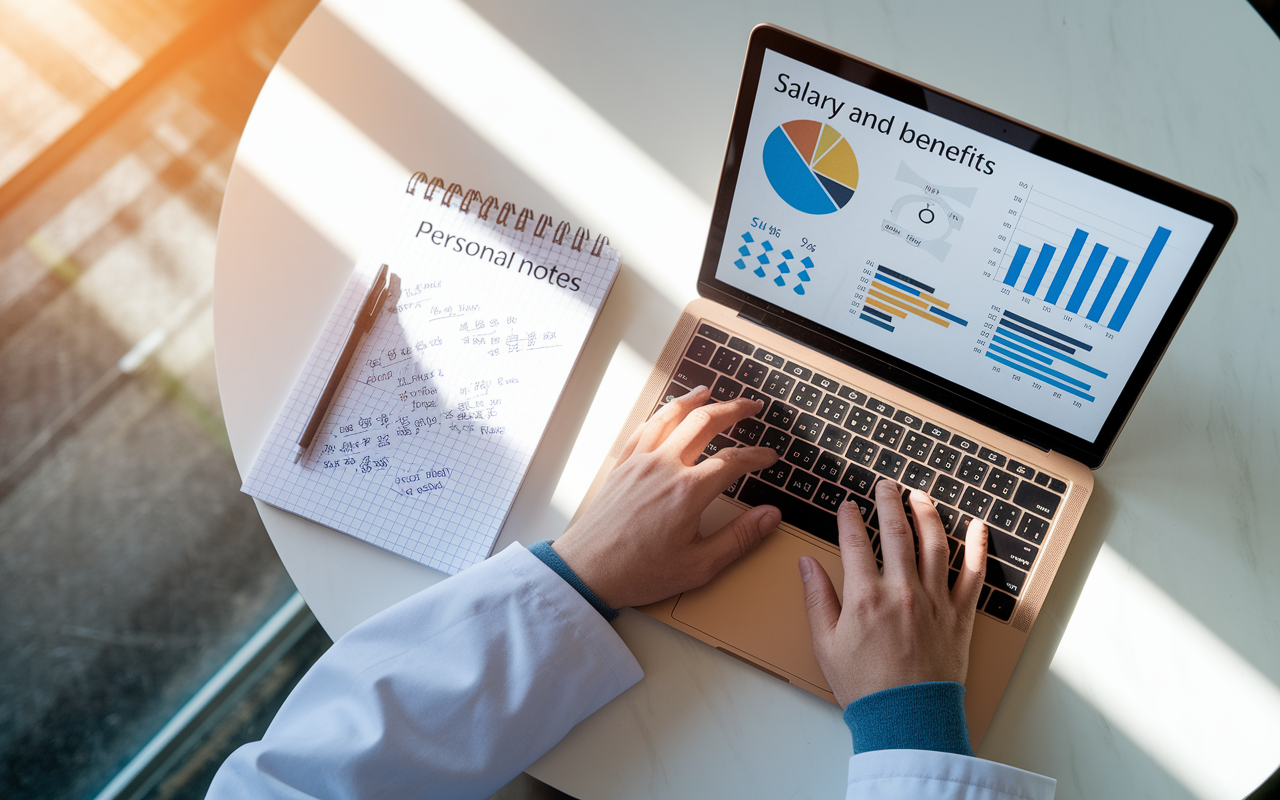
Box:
left=663, top=321, right=1069, bottom=624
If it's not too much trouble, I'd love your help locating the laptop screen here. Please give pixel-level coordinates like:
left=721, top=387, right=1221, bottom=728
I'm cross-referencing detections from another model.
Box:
left=702, top=29, right=1234, bottom=467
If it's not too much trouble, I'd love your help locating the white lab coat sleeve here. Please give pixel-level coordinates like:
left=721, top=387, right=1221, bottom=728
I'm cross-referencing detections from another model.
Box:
left=846, top=749, right=1057, bottom=799
left=206, top=542, right=643, bottom=800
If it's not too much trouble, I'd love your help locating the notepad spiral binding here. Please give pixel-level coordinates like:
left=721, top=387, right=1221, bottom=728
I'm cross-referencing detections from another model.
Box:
left=405, top=171, right=611, bottom=258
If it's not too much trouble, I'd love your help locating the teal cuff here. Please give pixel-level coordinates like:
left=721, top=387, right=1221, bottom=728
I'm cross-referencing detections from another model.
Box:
left=843, top=681, right=974, bottom=756
left=528, top=540, right=620, bottom=622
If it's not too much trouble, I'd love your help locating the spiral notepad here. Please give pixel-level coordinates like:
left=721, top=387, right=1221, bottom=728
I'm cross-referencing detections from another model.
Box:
left=242, top=173, right=621, bottom=575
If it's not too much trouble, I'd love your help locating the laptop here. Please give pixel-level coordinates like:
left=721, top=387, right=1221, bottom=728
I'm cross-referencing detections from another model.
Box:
left=572, top=24, right=1235, bottom=747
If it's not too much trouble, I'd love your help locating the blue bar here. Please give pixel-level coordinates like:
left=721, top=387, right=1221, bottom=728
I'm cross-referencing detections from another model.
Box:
left=877, top=265, right=935, bottom=294
left=994, top=330, right=1110, bottom=378
left=1045, top=229, right=1089, bottom=305
left=862, top=305, right=894, bottom=322
left=984, top=352, right=1096, bottom=401
left=990, top=334, right=1054, bottom=364
left=860, top=313, right=895, bottom=332
left=1066, top=243, right=1109, bottom=314
left=873, top=274, right=922, bottom=296
left=1107, top=226, right=1171, bottom=332
left=1087, top=256, right=1129, bottom=322
left=1023, top=244, right=1057, bottom=296
left=1004, top=245, right=1032, bottom=287
left=930, top=307, right=968, bottom=326
left=1002, top=311, right=1093, bottom=350
left=988, top=343, right=1092, bottom=390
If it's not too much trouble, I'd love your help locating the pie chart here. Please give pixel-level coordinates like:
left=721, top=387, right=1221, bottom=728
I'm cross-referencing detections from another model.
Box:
left=763, top=120, right=859, bottom=215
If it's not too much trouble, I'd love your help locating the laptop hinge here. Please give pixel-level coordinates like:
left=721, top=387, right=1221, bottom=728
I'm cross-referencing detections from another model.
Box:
left=1021, top=437, right=1051, bottom=453
left=736, top=305, right=769, bottom=327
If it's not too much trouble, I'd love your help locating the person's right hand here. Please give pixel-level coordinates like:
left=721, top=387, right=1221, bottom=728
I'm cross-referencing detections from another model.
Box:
left=799, top=479, right=988, bottom=708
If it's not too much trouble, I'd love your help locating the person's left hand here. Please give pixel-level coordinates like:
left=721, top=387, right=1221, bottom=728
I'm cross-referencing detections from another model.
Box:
left=553, top=386, right=781, bottom=609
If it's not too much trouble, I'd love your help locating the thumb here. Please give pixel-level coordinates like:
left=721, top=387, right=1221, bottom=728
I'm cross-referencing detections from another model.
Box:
left=699, top=504, right=781, bottom=577
left=799, top=556, right=840, bottom=645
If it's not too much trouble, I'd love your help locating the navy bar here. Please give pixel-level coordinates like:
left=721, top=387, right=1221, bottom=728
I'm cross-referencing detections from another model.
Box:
left=876, top=265, right=935, bottom=294
left=997, top=318, right=1076, bottom=355
left=1002, top=311, right=1093, bottom=351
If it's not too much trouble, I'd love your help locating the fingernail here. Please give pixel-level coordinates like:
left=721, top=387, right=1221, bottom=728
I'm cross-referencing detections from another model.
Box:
left=758, top=506, right=781, bottom=533
left=799, top=556, right=813, bottom=582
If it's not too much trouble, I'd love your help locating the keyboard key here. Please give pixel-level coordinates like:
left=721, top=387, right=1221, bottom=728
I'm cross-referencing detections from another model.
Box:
left=952, top=540, right=966, bottom=568
left=946, top=535, right=960, bottom=562
left=977, top=447, right=1007, bottom=467
left=841, top=463, right=877, bottom=495
left=987, top=499, right=1021, bottom=532
left=711, top=375, right=743, bottom=402
left=710, top=346, right=743, bottom=375
left=760, top=427, right=791, bottom=456
left=844, top=407, right=878, bottom=436
left=1013, top=482, right=1062, bottom=519
left=988, top=527, right=1038, bottom=570
left=846, top=437, right=878, bottom=466
left=816, top=395, right=850, bottom=424
left=696, top=323, right=729, bottom=343
left=928, top=444, right=960, bottom=472
left=1048, top=477, right=1068, bottom=493
left=790, top=383, right=822, bottom=412
left=811, top=374, right=840, bottom=394
left=782, top=361, right=813, bottom=381
left=979, top=585, right=991, bottom=608
left=753, top=347, right=783, bottom=368
left=848, top=494, right=875, bottom=525
left=661, top=382, right=690, bottom=404
left=704, top=434, right=737, bottom=457
left=985, top=559, right=1026, bottom=596
left=1007, top=459, right=1035, bottom=479
left=984, top=589, right=1015, bottom=621
left=759, top=461, right=791, bottom=487
left=984, top=468, right=1018, bottom=499
left=1034, top=472, right=1051, bottom=487
left=818, top=423, right=851, bottom=454
left=872, top=420, right=905, bottom=448
left=739, top=387, right=768, bottom=417
left=923, top=423, right=951, bottom=442
left=956, top=456, right=989, bottom=486
left=723, top=473, right=744, bottom=498
left=813, top=481, right=847, bottom=511
left=865, top=398, right=895, bottom=417
left=902, top=462, right=936, bottom=491
left=814, top=452, right=846, bottom=482
left=959, top=486, right=993, bottom=517
left=727, top=336, right=754, bottom=355
left=730, top=417, right=765, bottom=447
left=931, top=475, right=964, bottom=505
left=738, top=478, right=837, bottom=544
left=899, top=431, right=933, bottom=461
left=761, top=370, right=796, bottom=400
left=1016, top=514, right=1050, bottom=544
left=951, top=435, right=979, bottom=454
left=873, top=450, right=905, bottom=479
left=685, top=336, right=716, bottom=364
left=948, top=569, right=960, bottom=589
left=787, top=470, right=820, bottom=500
left=765, top=400, right=798, bottom=430
left=792, top=413, right=824, bottom=442
left=785, top=441, right=819, bottom=470
left=737, top=359, right=769, bottom=388
left=837, top=386, right=867, bottom=404
left=674, top=359, right=716, bottom=390
left=936, top=504, right=961, bottom=535
left=893, top=409, right=924, bottom=430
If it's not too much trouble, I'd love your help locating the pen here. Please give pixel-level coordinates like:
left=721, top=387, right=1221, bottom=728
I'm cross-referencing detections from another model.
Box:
left=294, top=263, right=391, bottom=464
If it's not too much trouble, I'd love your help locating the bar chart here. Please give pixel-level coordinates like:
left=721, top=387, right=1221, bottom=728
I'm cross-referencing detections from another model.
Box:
left=983, top=310, right=1108, bottom=401
left=996, top=187, right=1172, bottom=332
left=859, top=265, right=968, bottom=333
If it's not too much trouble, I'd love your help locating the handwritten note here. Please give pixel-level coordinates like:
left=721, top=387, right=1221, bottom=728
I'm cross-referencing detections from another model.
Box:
left=243, top=181, right=620, bottom=574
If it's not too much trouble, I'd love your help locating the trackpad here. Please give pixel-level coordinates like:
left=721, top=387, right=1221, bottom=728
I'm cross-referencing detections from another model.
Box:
left=673, top=499, right=845, bottom=692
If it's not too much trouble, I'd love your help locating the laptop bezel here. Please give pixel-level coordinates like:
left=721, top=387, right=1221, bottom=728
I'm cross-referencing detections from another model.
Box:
left=696, top=24, right=1237, bottom=469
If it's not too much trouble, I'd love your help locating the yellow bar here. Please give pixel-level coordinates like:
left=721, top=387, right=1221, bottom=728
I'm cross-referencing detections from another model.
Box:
left=871, top=280, right=929, bottom=309
left=865, top=296, right=907, bottom=319
left=869, top=288, right=950, bottom=327
left=919, top=292, right=949, bottom=309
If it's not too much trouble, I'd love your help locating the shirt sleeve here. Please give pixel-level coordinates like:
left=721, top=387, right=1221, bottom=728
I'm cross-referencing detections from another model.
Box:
left=846, top=749, right=1057, bottom=800
left=205, top=543, right=643, bottom=800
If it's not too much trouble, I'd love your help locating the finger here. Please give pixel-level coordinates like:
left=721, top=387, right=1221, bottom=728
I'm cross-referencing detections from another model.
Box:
left=663, top=396, right=764, bottom=463
left=952, top=518, right=989, bottom=612
left=631, top=386, right=709, bottom=457
left=908, top=489, right=950, bottom=592
left=692, top=444, right=778, bottom=504
left=873, top=479, right=918, bottom=585
left=799, top=556, right=842, bottom=649
left=696, top=504, right=782, bottom=579
left=836, top=497, right=879, bottom=586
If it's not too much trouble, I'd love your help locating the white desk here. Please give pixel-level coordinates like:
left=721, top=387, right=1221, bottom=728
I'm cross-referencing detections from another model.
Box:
left=213, top=2, right=1280, bottom=798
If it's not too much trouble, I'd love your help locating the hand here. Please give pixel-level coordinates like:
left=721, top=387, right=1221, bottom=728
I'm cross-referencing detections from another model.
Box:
left=553, top=386, right=782, bottom=609
left=799, top=479, right=988, bottom=708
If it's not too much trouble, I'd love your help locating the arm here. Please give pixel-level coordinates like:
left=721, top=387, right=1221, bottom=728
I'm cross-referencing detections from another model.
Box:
left=802, top=480, right=1056, bottom=799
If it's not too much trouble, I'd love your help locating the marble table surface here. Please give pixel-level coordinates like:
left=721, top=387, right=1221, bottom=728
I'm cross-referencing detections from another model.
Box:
left=213, top=1, right=1280, bottom=798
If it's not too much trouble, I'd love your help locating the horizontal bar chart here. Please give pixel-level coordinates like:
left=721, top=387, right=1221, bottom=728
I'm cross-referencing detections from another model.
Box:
left=860, top=265, right=968, bottom=333
left=985, top=310, right=1108, bottom=401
